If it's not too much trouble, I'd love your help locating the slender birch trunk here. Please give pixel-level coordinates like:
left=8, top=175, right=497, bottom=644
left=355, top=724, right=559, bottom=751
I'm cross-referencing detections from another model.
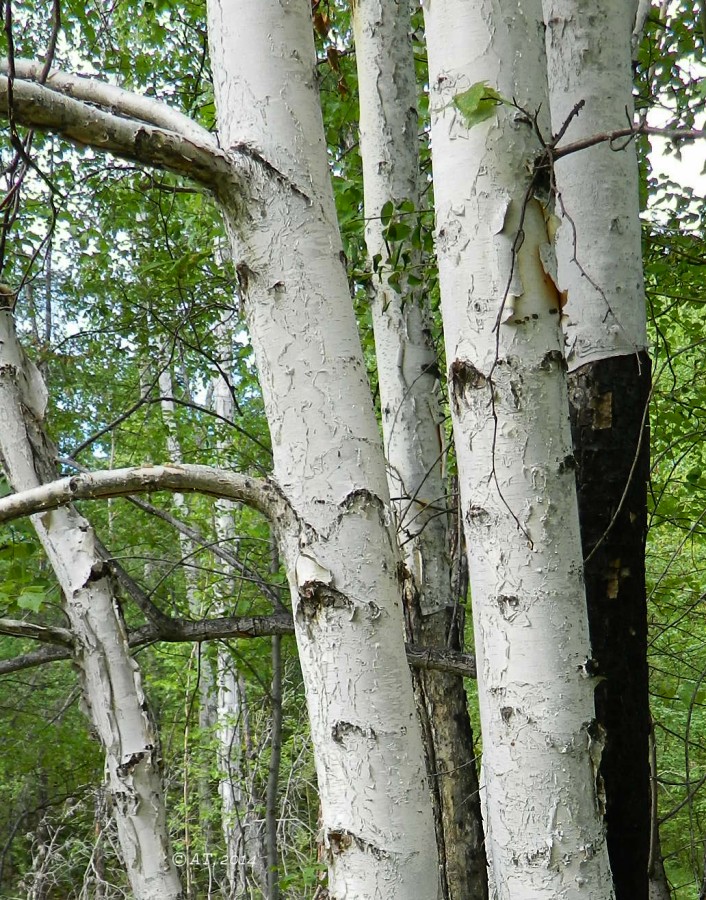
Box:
left=157, top=348, right=219, bottom=858
left=542, top=4, right=651, bottom=896
left=0, top=300, right=182, bottom=900
left=207, top=1, right=438, bottom=894
left=423, top=0, right=614, bottom=895
left=211, top=320, right=269, bottom=897
left=351, top=2, right=486, bottom=896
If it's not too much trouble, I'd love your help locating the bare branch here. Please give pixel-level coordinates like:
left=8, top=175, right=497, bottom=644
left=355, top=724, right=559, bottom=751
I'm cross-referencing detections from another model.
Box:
left=0, top=644, right=69, bottom=675
left=2, top=57, right=216, bottom=147
left=552, top=123, right=706, bottom=161
left=0, top=76, right=234, bottom=194
left=0, top=607, right=478, bottom=679
left=131, top=612, right=296, bottom=645
left=125, top=495, right=288, bottom=612
left=0, top=464, right=292, bottom=528
left=0, top=617, right=73, bottom=646
left=404, top=643, right=477, bottom=679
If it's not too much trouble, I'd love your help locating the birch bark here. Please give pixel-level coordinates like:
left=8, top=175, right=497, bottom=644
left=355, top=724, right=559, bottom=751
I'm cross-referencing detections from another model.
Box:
left=211, top=320, right=269, bottom=898
left=207, top=0, right=438, bottom=895
left=351, top=1, right=486, bottom=896
left=156, top=350, right=219, bottom=859
left=542, top=4, right=651, bottom=895
left=0, top=302, right=182, bottom=900
left=423, top=0, right=614, bottom=895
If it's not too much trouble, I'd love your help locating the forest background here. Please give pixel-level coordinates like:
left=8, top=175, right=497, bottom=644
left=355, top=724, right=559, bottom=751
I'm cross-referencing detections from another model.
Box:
left=0, top=0, right=704, bottom=898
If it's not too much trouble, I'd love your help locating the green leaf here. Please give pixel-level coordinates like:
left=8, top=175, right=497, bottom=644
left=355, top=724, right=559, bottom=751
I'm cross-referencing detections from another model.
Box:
left=16, top=588, right=46, bottom=613
left=384, top=222, right=411, bottom=243
left=380, top=200, right=395, bottom=227
left=453, top=82, right=506, bottom=128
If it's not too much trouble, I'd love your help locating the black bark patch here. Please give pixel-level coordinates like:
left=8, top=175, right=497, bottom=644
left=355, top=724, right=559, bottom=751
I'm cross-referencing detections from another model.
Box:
left=465, top=504, right=489, bottom=525
left=569, top=351, right=651, bottom=899
left=86, top=560, right=109, bottom=583
left=331, top=721, right=376, bottom=744
left=496, top=594, right=520, bottom=618
left=116, top=749, right=150, bottom=778
left=558, top=454, right=576, bottom=473
left=327, top=830, right=389, bottom=860
left=539, top=349, right=566, bottom=371
left=577, top=657, right=601, bottom=678
left=449, top=360, right=488, bottom=414
left=500, top=706, right=514, bottom=724
left=296, top=583, right=350, bottom=620
left=340, top=488, right=384, bottom=514
left=235, top=262, right=253, bottom=293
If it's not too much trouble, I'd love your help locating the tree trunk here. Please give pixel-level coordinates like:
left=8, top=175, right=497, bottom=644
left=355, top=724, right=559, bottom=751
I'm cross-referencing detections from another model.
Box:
left=423, top=0, right=614, bottom=895
left=0, top=303, right=182, bottom=900
left=158, top=349, right=218, bottom=855
left=265, top=634, right=282, bottom=900
left=207, top=1, right=438, bottom=895
left=542, top=3, right=651, bottom=896
left=351, top=1, right=486, bottom=896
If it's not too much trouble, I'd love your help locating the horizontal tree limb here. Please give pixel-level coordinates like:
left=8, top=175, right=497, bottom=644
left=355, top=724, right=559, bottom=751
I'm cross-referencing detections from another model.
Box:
left=2, top=57, right=216, bottom=147
left=552, top=123, right=706, bottom=161
left=0, top=464, right=292, bottom=529
left=0, top=75, right=234, bottom=194
left=0, top=617, right=73, bottom=646
left=0, top=609, right=477, bottom=679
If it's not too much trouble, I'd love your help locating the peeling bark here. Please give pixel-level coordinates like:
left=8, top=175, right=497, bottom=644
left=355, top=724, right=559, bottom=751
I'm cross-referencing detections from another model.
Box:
left=424, top=0, right=615, bottom=895
left=351, top=3, right=487, bottom=894
left=543, top=3, right=651, bottom=895
left=206, top=0, right=438, bottom=895
left=0, top=306, right=182, bottom=900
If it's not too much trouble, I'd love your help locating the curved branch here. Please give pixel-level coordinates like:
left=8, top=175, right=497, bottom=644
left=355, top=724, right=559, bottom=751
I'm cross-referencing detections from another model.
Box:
left=0, top=464, right=292, bottom=529
left=0, top=643, right=70, bottom=675
left=0, top=76, right=234, bottom=194
left=2, top=57, right=216, bottom=147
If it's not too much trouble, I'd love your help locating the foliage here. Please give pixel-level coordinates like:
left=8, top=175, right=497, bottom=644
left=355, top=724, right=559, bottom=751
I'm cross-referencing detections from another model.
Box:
left=0, top=0, right=704, bottom=897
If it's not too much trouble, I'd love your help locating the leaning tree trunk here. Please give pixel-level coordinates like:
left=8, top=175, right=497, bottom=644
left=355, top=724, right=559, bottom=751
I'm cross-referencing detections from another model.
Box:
left=351, top=1, right=486, bottom=896
left=207, top=0, right=438, bottom=895
left=0, top=298, right=182, bottom=900
left=423, top=0, right=615, bottom=896
left=542, top=3, right=651, bottom=896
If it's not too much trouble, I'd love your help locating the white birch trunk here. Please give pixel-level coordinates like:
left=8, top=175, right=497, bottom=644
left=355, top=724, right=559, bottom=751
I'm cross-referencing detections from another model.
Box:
left=0, top=305, right=182, bottom=900
left=542, top=5, right=651, bottom=895
left=352, top=3, right=487, bottom=896
left=207, top=1, right=438, bottom=895
left=423, top=0, right=614, bottom=896
left=352, top=0, right=449, bottom=612
left=157, top=349, right=218, bottom=859
left=543, top=0, right=647, bottom=368
left=211, top=319, right=269, bottom=897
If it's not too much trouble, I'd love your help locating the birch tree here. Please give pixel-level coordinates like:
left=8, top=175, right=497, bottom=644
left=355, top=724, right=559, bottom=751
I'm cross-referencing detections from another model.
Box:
left=423, top=0, right=614, bottom=895
left=350, top=1, right=486, bottom=895
left=1, top=11, right=440, bottom=898
left=205, top=2, right=438, bottom=893
left=0, top=298, right=183, bottom=900
left=542, top=3, right=651, bottom=896
left=211, top=318, right=270, bottom=897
